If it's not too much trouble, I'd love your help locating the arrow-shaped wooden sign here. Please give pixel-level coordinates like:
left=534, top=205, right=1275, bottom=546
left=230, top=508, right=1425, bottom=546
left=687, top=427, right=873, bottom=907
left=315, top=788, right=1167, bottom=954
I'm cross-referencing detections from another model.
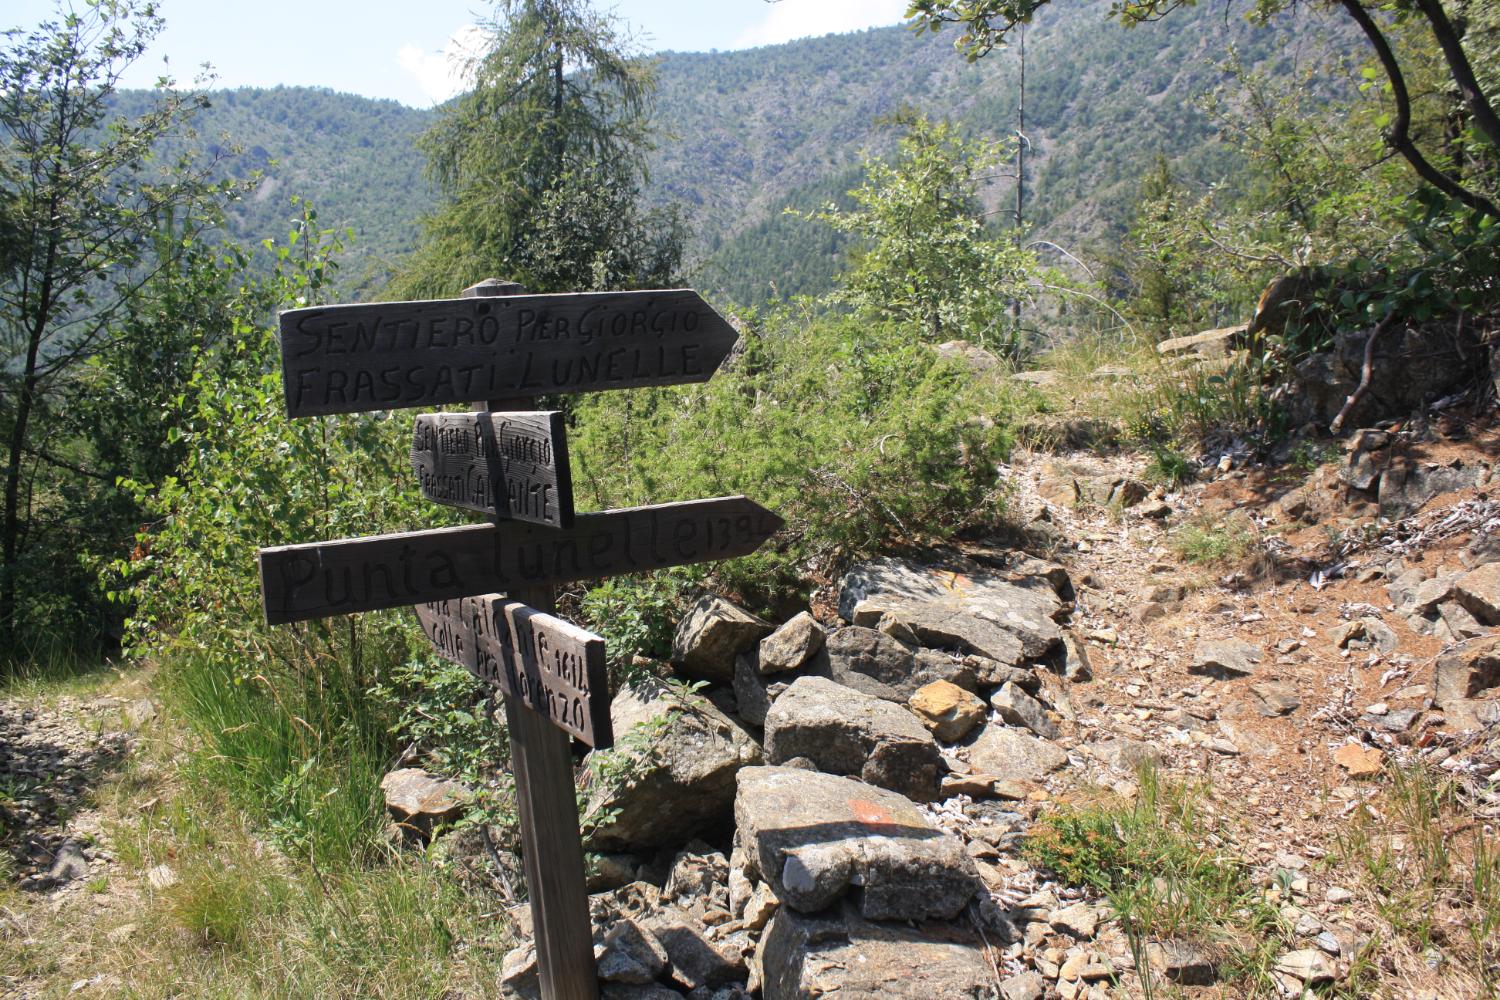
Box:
left=279, top=288, right=738, bottom=418
left=412, top=411, right=573, bottom=528
left=258, top=495, right=783, bottom=625
left=416, top=596, right=611, bottom=749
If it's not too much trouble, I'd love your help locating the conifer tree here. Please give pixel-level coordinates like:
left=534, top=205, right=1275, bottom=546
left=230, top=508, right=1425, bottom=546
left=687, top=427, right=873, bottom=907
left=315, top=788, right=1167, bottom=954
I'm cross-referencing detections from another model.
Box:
left=396, top=0, right=683, bottom=297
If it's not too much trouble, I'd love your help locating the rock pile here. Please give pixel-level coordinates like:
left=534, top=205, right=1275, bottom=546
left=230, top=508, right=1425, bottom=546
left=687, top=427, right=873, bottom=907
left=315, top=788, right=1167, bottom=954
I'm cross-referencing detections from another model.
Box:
left=497, top=549, right=1122, bottom=998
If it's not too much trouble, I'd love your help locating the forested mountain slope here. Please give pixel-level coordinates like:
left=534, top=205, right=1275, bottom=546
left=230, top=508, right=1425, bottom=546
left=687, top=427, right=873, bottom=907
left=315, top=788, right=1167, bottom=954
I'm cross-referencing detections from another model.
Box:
left=137, top=2, right=1354, bottom=302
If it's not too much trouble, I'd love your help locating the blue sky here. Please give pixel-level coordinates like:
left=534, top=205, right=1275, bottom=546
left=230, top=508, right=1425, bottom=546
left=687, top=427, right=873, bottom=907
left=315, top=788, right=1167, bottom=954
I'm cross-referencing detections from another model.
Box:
left=6, top=1, right=913, bottom=107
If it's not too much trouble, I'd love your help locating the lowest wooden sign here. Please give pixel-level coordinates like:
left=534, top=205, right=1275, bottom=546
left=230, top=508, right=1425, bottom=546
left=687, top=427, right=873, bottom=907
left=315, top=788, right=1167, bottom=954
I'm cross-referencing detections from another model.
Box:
left=279, top=288, right=738, bottom=418
left=412, top=411, right=573, bottom=527
left=259, top=496, right=783, bottom=625
left=416, top=596, right=610, bottom=748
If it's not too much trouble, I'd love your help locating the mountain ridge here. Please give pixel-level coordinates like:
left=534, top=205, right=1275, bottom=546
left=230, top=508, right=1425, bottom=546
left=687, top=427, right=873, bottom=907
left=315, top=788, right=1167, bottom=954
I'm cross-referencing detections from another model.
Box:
left=130, top=4, right=1356, bottom=303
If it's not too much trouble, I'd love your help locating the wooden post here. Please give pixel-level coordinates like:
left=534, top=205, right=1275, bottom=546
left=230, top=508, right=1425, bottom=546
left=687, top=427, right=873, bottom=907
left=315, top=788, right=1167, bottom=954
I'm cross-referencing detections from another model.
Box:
left=464, top=278, right=598, bottom=1000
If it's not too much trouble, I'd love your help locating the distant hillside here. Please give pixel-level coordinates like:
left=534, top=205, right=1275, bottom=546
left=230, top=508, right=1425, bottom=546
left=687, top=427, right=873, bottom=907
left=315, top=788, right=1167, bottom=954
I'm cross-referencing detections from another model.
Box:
left=112, top=86, right=434, bottom=290
left=651, top=2, right=1357, bottom=305
left=128, top=3, right=1356, bottom=304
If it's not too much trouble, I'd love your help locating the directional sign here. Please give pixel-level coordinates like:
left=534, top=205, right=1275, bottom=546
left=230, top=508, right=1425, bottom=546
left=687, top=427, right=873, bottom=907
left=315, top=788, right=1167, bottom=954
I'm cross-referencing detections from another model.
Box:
left=259, top=496, right=783, bottom=625
left=416, top=596, right=611, bottom=748
left=279, top=288, right=739, bottom=418
left=412, top=411, right=573, bottom=527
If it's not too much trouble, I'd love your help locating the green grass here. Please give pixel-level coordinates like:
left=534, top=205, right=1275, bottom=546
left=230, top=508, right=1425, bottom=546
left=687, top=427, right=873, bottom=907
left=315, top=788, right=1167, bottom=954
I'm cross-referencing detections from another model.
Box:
left=1145, top=444, right=1197, bottom=488
left=1025, top=767, right=1282, bottom=997
left=0, top=655, right=513, bottom=1000
left=160, top=648, right=396, bottom=866
left=1170, top=512, right=1262, bottom=568
left=0, top=645, right=121, bottom=701
left=1330, top=764, right=1500, bottom=998
left=111, top=807, right=503, bottom=998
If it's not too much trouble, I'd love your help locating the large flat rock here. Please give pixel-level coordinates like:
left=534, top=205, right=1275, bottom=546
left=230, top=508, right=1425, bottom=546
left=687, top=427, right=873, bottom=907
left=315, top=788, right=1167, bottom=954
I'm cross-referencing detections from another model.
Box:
left=964, top=724, right=1068, bottom=784
left=838, top=557, right=1065, bottom=660
left=758, top=902, right=995, bottom=1000
left=735, top=767, right=978, bottom=921
left=585, top=679, right=763, bottom=850
left=764, top=676, right=943, bottom=801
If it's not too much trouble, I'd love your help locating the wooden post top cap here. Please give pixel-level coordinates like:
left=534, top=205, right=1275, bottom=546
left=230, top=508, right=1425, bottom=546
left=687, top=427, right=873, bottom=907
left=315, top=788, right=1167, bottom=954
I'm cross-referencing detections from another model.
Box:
left=463, top=278, right=527, bottom=297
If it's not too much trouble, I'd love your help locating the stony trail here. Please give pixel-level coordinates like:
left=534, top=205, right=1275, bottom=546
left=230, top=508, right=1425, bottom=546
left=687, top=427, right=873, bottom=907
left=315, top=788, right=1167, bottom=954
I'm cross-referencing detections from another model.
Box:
left=3, top=429, right=1497, bottom=1000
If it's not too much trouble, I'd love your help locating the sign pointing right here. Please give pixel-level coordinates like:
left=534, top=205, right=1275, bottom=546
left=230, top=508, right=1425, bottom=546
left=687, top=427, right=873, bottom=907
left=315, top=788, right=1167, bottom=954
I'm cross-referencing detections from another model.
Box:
left=279, top=288, right=738, bottom=418
left=258, top=495, right=783, bottom=625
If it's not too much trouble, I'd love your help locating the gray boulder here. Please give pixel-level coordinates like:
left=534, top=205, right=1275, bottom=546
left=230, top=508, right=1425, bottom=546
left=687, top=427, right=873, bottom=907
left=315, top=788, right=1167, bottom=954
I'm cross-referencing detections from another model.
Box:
left=821, top=627, right=916, bottom=700
left=1457, top=563, right=1500, bottom=626
left=1284, top=320, right=1481, bottom=431
left=837, top=557, right=1065, bottom=659
left=989, top=682, right=1059, bottom=739
left=1386, top=567, right=1428, bottom=612
left=1087, top=737, right=1161, bottom=773
left=585, top=679, right=763, bottom=850
left=1379, top=461, right=1481, bottom=519
left=758, top=903, right=995, bottom=1000
left=758, top=612, right=825, bottom=674
left=857, top=599, right=1033, bottom=664
left=732, top=651, right=772, bottom=726
left=1189, top=639, right=1263, bottom=679
left=663, top=843, right=730, bottom=908
left=1432, top=636, right=1500, bottom=731
left=817, top=629, right=977, bottom=702
left=1248, top=682, right=1301, bottom=717
left=764, top=676, right=943, bottom=801
left=596, top=919, right=670, bottom=985
left=735, top=767, right=978, bottom=921
left=965, top=724, right=1068, bottom=784
left=1439, top=600, right=1489, bottom=642
left=638, top=908, right=747, bottom=990
left=673, top=595, right=773, bottom=684
left=1332, top=617, right=1398, bottom=654
left=381, top=768, right=468, bottom=841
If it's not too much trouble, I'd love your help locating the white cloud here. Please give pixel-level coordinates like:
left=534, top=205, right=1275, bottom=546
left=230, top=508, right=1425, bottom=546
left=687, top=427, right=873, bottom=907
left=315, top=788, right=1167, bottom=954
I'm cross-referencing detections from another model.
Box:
left=732, top=0, right=910, bottom=49
left=396, top=24, right=489, bottom=104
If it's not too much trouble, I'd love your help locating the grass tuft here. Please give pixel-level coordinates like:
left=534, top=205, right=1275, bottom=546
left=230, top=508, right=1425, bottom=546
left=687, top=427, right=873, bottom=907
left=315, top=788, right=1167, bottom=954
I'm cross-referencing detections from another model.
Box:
left=1170, top=512, right=1263, bottom=569
left=1331, top=764, right=1500, bottom=997
left=1025, top=766, right=1281, bottom=996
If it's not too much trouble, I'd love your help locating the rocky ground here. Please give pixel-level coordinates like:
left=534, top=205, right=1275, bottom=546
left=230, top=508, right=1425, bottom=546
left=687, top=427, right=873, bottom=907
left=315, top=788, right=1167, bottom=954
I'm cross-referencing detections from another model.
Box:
left=499, top=419, right=1499, bottom=999
left=3, top=419, right=1498, bottom=999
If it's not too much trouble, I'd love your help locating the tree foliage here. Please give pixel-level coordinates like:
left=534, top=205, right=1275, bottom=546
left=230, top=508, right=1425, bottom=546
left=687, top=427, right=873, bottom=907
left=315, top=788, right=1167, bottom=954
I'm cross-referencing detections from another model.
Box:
left=906, top=0, right=1500, bottom=220
left=396, top=0, right=683, bottom=296
left=799, top=111, right=1037, bottom=349
left=0, top=1, right=240, bottom=651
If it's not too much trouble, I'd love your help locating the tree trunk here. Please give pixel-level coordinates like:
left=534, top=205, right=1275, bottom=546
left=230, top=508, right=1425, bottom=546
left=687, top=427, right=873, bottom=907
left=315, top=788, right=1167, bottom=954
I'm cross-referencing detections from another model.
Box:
left=2, top=334, right=45, bottom=649
left=1413, top=0, right=1500, bottom=152
left=1339, top=0, right=1500, bottom=220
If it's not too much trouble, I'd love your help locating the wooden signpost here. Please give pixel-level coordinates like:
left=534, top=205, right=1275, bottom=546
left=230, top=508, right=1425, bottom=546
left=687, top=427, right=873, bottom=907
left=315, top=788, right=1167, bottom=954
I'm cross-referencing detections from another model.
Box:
left=412, top=410, right=573, bottom=526
left=256, top=278, right=780, bottom=1000
left=259, top=495, right=782, bottom=624
left=278, top=288, right=740, bottom=417
left=415, top=595, right=612, bottom=749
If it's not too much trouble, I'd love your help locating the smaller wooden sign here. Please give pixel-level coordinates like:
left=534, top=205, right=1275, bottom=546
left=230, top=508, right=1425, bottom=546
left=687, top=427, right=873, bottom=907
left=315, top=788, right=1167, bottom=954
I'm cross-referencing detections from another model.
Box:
left=412, top=411, right=573, bottom=527
left=416, top=595, right=612, bottom=749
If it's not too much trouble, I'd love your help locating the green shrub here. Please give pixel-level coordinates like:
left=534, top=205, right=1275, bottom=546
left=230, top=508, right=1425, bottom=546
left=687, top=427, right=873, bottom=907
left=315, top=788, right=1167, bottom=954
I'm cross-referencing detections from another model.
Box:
left=115, top=209, right=495, bottom=859
left=569, top=305, right=1019, bottom=609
